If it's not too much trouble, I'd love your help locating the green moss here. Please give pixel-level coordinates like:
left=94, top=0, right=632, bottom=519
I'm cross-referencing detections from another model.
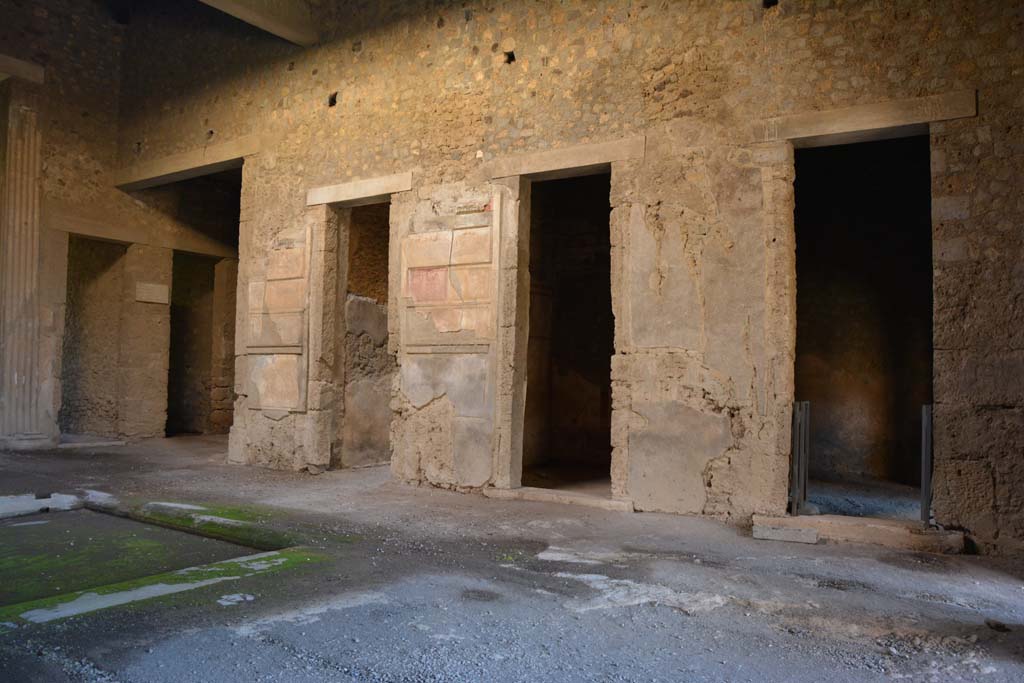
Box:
left=130, top=507, right=298, bottom=551
left=0, top=529, right=174, bottom=606
left=0, top=547, right=324, bottom=629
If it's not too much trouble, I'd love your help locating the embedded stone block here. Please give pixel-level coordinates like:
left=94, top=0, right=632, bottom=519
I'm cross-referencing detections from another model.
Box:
left=453, top=416, right=492, bottom=487
left=628, top=402, right=732, bottom=514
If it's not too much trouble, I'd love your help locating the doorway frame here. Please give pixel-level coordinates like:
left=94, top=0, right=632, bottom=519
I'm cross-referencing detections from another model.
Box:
left=485, top=137, right=645, bottom=501
left=764, top=91, right=977, bottom=520
left=304, top=171, right=413, bottom=468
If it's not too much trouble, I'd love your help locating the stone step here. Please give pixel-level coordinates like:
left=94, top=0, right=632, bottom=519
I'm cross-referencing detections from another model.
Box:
left=483, top=486, right=634, bottom=513
left=752, top=514, right=965, bottom=553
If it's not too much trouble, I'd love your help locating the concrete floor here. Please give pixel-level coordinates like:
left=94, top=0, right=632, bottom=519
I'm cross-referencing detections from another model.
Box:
left=0, top=435, right=1022, bottom=682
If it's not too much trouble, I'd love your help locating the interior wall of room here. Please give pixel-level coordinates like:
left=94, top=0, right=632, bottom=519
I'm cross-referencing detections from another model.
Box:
left=523, top=174, right=613, bottom=478
left=209, top=258, right=238, bottom=434
left=59, top=236, right=127, bottom=437
left=795, top=136, right=933, bottom=487
left=167, top=252, right=217, bottom=435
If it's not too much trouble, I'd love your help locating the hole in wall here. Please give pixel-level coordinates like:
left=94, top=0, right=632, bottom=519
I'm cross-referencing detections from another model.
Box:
left=503, top=51, right=516, bottom=64
left=328, top=92, right=338, bottom=107
left=206, top=130, right=215, bottom=141
left=763, top=0, right=779, bottom=8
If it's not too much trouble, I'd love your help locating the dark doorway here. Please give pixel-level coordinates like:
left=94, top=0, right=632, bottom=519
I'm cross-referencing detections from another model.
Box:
left=167, top=251, right=217, bottom=435
left=155, top=167, right=241, bottom=436
left=522, top=173, right=614, bottom=495
left=794, top=135, right=933, bottom=519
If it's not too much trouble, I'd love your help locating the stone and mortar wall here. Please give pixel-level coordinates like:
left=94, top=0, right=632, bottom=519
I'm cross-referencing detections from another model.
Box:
left=59, top=236, right=126, bottom=436
left=210, top=259, right=238, bottom=434
left=113, top=1, right=1023, bottom=547
left=0, top=1, right=241, bottom=442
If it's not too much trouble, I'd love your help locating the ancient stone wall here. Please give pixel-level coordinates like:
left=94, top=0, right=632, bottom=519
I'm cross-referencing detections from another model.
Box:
left=106, top=0, right=1023, bottom=548
left=59, top=237, right=126, bottom=437
left=210, top=259, right=238, bottom=434
left=0, top=0, right=241, bottom=443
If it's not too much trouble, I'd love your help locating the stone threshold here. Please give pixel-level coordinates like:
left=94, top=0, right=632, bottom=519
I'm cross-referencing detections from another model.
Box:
left=483, top=486, right=635, bottom=513
left=752, top=513, right=965, bottom=553
left=58, top=439, right=127, bottom=450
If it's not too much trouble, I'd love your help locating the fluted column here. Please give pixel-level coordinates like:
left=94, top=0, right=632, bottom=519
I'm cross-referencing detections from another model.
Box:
left=0, top=82, right=49, bottom=445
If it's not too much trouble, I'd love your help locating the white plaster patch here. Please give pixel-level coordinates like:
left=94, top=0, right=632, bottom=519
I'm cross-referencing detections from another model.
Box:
left=20, top=577, right=240, bottom=623
left=82, top=490, right=118, bottom=506
left=536, top=547, right=604, bottom=565
left=147, top=502, right=207, bottom=510
left=193, top=514, right=246, bottom=526
left=235, top=591, right=390, bottom=636
left=0, top=493, right=81, bottom=519
left=554, top=572, right=729, bottom=614
left=218, top=593, right=256, bottom=606
left=8, top=520, right=49, bottom=527
left=237, top=557, right=289, bottom=572
left=536, top=546, right=648, bottom=565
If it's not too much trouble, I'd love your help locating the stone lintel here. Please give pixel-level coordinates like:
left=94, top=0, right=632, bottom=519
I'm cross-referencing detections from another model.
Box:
left=199, top=0, right=318, bottom=46
left=0, top=54, right=44, bottom=84
left=41, top=198, right=238, bottom=258
left=306, top=171, right=413, bottom=206
left=114, top=135, right=262, bottom=191
left=484, top=136, right=646, bottom=179
left=762, top=90, right=977, bottom=148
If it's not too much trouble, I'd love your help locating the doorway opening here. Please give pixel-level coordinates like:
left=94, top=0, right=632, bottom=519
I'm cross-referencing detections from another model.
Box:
left=522, top=173, right=614, bottom=497
left=794, top=135, right=933, bottom=520
left=160, top=167, right=241, bottom=437
left=335, top=202, right=396, bottom=468
left=167, top=251, right=217, bottom=435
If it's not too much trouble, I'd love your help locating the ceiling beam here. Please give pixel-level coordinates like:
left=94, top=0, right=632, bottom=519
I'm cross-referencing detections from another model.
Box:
left=0, top=54, right=45, bottom=84
left=199, top=0, right=317, bottom=46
